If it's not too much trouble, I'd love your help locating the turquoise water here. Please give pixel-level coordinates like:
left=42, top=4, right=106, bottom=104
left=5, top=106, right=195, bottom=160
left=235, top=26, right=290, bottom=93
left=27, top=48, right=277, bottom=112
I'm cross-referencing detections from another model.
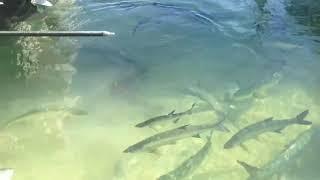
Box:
left=0, top=0, right=320, bottom=179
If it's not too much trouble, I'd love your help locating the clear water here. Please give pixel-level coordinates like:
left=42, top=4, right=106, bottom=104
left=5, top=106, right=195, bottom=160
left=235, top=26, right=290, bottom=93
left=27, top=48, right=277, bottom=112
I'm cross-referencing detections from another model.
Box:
left=0, top=0, right=320, bottom=179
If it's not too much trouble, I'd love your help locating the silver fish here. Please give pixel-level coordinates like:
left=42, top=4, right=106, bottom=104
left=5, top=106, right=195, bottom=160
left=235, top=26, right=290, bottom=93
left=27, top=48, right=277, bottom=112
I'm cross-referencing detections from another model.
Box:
left=2, top=106, right=88, bottom=129
left=124, top=120, right=228, bottom=153
left=238, top=127, right=316, bottom=180
left=158, top=134, right=213, bottom=180
left=224, top=110, right=311, bottom=149
left=135, top=103, right=196, bottom=128
left=185, top=86, right=227, bottom=121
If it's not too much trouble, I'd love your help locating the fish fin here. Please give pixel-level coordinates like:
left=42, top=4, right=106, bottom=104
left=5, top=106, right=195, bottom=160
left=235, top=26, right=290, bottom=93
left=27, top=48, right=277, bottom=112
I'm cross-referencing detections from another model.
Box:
left=274, top=128, right=283, bottom=134
left=168, top=110, right=175, bottom=115
left=177, top=124, right=189, bottom=129
left=254, top=136, right=262, bottom=142
left=283, top=143, right=291, bottom=150
left=240, top=144, right=249, bottom=152
left=263, top=117, right=273, bottom=122
left=215, top=120, right=230, bottom=132
left=190, top=103, right=196, bottom=110
left=295, top=110, right=311, bottom=125
left=204, top=130, right=214, bottom=142
left=192, top=134, right=201, bottom=138
left=297, top=119, right=312, bottom=125
left=187, top=103, right=197, bottom=114
left=173, top=118, right=180, bottom=123
left=237, top=160, right=259, bottom=177
left=147, top=148, right=161, bottom=155
left=296, top=110, right=309, bottom=120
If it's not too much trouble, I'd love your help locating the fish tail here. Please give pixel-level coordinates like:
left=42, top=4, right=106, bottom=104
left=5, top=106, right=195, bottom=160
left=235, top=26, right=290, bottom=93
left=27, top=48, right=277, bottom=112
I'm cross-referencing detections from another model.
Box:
left=215, top=120, right=230, bottom=132
left=295, top=110, right=312, bottom=125
left=207, top=130, right=214, bottom=141
left=237, top=160, right=259, bottom=177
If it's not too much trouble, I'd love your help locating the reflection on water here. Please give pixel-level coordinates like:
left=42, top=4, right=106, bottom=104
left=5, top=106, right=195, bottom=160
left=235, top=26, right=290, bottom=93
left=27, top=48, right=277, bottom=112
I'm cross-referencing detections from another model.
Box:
left=0, top=0, right=320, bottom=179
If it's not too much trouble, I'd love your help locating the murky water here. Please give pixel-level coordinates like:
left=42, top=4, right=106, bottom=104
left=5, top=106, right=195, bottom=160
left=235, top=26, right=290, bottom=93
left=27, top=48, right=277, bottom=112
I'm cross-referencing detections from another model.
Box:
left=0, top=0, right=320, bottom=179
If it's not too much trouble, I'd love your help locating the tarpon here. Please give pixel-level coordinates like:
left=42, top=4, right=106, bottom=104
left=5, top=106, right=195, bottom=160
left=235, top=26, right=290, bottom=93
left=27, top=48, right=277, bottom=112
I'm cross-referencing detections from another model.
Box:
left=265, top=41, right=303, bottom=51
left=11, top=106, right=87, bottom=120
left=2, top=106, right=88, bottom=129
left=157, top=133, right=213, bottom=180
left=124, top=120, right=228, bottom=153
left=135, top=103, right=196, bottom=128
left=224, top=110, right=311, bottom=149
left=238, top=127, right=316, bottom=180
left=0, top=169, right=14, bottom=180
left=185, top=86, right=226, bottom=120
left=228, top=72, right=283, bottom=102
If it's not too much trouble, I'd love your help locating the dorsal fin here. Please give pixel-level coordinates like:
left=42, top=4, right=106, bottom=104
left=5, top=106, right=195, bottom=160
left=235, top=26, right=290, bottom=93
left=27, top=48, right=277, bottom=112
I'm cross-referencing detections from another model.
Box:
left=283, top=143, right=292, bottom=150
left=237, top=160, right=259, bottom=177
left=296, top=110, right=309, bottom=120
left=190, top=103, right=196, bottom=109
left=173, top=118, right=180, bottom=123
left=273, top=128, right=283, bottom=133
left=263, top=117, right=273, bottom=122
left=192, top=134, right=201, bottom=138
left=168, top=110, right=175, bottom=115
left=177, top=124, right=189, bottom=129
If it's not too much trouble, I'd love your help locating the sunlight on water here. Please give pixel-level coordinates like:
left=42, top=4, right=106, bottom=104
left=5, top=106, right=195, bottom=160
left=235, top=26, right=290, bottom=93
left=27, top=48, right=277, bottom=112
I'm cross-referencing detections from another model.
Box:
left=0, top=0, right=320, bottom=180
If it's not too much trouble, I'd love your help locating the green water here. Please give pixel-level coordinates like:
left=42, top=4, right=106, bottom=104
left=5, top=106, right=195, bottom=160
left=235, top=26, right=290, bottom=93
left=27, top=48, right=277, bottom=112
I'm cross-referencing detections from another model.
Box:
left=0, top=0, right=320, bottom=179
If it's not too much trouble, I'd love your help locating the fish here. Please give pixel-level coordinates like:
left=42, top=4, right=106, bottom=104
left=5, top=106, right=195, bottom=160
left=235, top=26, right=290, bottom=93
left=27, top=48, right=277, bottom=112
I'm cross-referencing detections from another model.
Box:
left=0, top=168, right=14, bottom=180
left=229, top=72, right=283, bottom=102
left=224, top=110, right=311, bottom=149
left=228, top=85, right=256, bottom=102
left=11, top=106, right=87, bottom=120
left=185, top=86, right=226, bottom=119
left=135, top=103, right=196, bottom=128
left=157, top=132, right=213, bottom=180
left=132, top=17, right=152, bottom=36
left=124, top=120, right=228, bottom=153
left=265, top=41, right=303, bottom=51
left=2, top=106, right=88, bottom=129
left=237, top=127, right=316, bottom=180
left=251, top=72, right=283, bottom=99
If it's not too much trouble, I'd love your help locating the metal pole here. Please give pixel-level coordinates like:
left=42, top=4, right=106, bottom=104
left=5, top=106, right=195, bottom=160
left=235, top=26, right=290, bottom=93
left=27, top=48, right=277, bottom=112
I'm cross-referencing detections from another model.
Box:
left=0, top=31, right=115, bottom=37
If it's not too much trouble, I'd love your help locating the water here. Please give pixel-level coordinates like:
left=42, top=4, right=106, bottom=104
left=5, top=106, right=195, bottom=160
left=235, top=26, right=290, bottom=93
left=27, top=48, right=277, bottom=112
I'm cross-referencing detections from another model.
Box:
left=0, top=0, right=320, bottom=179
